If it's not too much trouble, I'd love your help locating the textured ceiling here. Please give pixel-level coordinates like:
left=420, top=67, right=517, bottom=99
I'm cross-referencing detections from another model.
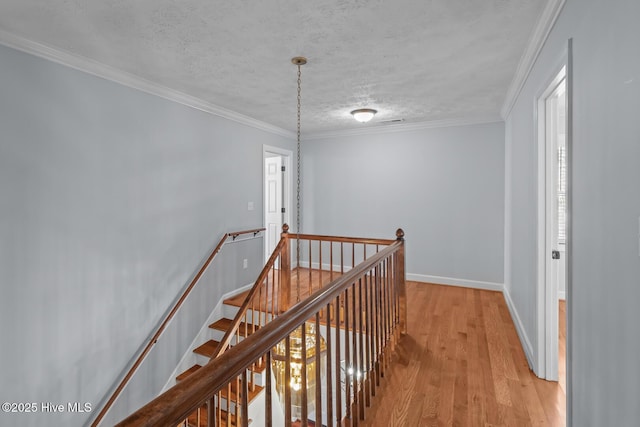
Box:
left=0, top=0, right=547, bottom=134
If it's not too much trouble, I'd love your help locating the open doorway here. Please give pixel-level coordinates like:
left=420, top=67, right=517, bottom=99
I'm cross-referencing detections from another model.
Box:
left=537, top=64, right=568, bottom=383
left=263, top=145, right=292, bottom=263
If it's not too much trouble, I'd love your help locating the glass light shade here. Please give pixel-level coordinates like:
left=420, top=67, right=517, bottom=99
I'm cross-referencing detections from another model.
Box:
left=351, top=108, right=377, bottom=123
left=272, top=322, right=327, bottom=421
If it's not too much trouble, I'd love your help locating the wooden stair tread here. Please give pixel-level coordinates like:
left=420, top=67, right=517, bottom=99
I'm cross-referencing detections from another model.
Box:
left=248, top=361, right=266, bottom=374
left=223, top=290, right=251, bottom=308
left=183, top=405, right=238, bottom=427
left=176, top=364, right=202, bottom=382
left=177, top=366, right=263, bottom=404
left=210, top=318, right=259, bottom=335
left=219, top=409, right=237, bottom=426
left=193, top=340, right=264, bottom=371
left=219, top=380, right=264, bottom=403
left=193, top=340, right=220, bottom=358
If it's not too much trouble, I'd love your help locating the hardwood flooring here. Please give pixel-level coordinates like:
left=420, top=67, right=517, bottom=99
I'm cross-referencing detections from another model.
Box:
left=559, top=300, right=566, bottom=397
left=361, top=282, right=566, bottom=427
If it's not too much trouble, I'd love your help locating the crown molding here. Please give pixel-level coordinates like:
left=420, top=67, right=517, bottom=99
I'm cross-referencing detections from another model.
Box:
left=0, top=29, right=295, bottom=139
left=305, top=115, right=502, bottom=140
left=500, top=0, right=567, bottom=119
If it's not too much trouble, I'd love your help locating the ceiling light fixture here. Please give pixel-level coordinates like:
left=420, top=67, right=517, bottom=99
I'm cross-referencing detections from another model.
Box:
left=350, top=108, right=377, bottom=123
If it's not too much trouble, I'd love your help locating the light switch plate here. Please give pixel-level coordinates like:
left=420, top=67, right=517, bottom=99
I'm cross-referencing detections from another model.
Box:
left=248, top=201, right=254, bottom=211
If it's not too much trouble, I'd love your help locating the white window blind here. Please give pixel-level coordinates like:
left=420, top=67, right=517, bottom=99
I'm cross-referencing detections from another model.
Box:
left=557, top=144, right=567, bottom=243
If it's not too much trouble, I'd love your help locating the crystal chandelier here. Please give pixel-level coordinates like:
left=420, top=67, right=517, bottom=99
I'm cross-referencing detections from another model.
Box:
left=272, top=322, right=327, bottom=420
left=271, top=56, right=327, bottom=423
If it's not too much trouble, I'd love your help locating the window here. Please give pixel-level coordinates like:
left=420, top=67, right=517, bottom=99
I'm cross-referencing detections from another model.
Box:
left=557, top=143, right=567, bottom=243
left=555, top=80, right=567, bottom=244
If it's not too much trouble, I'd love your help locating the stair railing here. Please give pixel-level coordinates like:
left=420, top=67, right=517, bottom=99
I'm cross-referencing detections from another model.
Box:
left=212, top=224, right=399, bottom=369
left=91, top=227, right=265, bottom=427
left=116, top=227, right=406, bottom=427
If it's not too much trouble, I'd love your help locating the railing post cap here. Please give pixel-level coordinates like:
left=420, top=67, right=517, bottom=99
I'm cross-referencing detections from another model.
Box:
left=282, top=223, right=289, bottom=233
left=396, top=228, right=405, bottom=240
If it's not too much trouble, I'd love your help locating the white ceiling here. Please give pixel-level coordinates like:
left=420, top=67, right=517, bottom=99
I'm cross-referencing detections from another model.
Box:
left=0, top=0, right=548, bottom=134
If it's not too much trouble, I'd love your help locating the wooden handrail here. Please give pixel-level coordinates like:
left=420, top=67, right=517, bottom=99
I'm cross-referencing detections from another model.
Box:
left=91, top=227, right=265, bottom=427
left=211, top=236, right=287, bottom=358
left=229, top=228, right=265, bottom=240
left=116, top=239, right=404, bottom=427
left=289, top=232, right=396, bottom=246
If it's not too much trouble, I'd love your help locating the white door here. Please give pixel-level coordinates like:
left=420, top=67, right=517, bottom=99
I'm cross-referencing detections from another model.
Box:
left=537, top=65, right=567, bottom=381
left=264, top=155, right=283, bottom=261
left=549, top=81, right=568, bottom=302
left=546, top=77, right=566, bottom=381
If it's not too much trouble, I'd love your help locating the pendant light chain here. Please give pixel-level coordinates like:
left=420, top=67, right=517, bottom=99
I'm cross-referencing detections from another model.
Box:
left=295, top=61, right=302, bottom=303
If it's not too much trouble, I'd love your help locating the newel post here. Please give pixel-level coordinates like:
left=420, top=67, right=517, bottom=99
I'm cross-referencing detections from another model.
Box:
left=280, top=224, right=291, bottom=312
left=396, top=228, right=407, bottom=336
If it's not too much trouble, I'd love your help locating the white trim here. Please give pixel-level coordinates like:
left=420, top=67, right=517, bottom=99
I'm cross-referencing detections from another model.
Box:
left=536, top=81, right=547, bottom=379
left=406, top=273, right=503, bottom=292
left=305, top=116, right=502, bottom=140
left=536, top=62, right=567, bottom=380
left=501, top=0, right=567, bottom=119
left=160, top=282, right=255, bottom=393
left=262, top=145, right=295, bottom=158
left=504, top=119, right=513, bottom=299
left=565, top=38, right=573, bottom=425
left=0, top=30, right=294, bottom=139
left=298, top=261, right=353, bottom=273
left=263, top=145, right=293, bottom=263
left=558, top=290, right=566, bottom=300
left=294, top=266, right=504, bottom=293
left=503, top=287, right=536, bottom=370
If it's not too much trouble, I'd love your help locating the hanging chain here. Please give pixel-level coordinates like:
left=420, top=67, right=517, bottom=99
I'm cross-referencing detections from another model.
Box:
left=295, top=62, right=302, bottom=303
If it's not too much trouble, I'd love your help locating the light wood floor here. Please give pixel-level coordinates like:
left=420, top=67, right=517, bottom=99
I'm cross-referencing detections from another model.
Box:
left=361, top=282, right=566, bottom=427
left=559, top=300, right=566, bottom=397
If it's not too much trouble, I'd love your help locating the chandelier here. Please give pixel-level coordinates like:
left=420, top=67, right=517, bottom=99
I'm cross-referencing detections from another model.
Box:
left=271, top=56, right=327, bottom=423
left=272, top=322, right=327, bottom=420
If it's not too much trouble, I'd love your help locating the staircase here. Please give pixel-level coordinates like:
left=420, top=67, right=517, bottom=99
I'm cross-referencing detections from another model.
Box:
left=174, top=289, right=265, bottom=427
left=116, top=227, right=407, bottom=427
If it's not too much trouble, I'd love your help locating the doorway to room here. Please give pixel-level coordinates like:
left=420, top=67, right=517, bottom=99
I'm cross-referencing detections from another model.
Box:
left=537, top=64, right=568, bottom=384
left=263, top=146, right=292, bottom=263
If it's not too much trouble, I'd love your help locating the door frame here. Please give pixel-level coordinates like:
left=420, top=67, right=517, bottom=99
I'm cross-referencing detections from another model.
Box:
left=262, top=145, right=292, bottom=262
left=535, top=53, right=569, bottom=381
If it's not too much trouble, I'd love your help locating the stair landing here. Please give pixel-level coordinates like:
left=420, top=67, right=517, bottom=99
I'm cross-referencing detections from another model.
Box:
left=223, top=267, right=342, bottom=309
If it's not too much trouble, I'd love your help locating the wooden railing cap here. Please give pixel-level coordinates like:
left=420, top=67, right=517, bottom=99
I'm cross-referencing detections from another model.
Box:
left=396, top=228, right=405, bottom=240
left=282, top=223, right=289, bottom=233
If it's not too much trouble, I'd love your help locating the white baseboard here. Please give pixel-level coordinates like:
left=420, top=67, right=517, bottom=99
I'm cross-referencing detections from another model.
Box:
left=231, top=281, right=256, bottom=295
left=160, top=282, right=255, bottom=392
left=407, top=273, right=504, bottom=292
left=297, top=265, right=504, bottom=293
left=503, top=287, right=536, bottom=370
left=298, top=261, right=352, bottom=273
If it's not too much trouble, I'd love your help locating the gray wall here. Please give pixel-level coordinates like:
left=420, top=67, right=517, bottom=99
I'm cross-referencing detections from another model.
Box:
left=303, top=122, right=505, bottom=286
left=0, top=44, right=294, bottom=426
left=505, top=0, right=640, bottom=424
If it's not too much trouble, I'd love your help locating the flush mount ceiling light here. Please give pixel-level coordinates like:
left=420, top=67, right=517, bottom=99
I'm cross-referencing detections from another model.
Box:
left=350, top=108, right=377, bottom=123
